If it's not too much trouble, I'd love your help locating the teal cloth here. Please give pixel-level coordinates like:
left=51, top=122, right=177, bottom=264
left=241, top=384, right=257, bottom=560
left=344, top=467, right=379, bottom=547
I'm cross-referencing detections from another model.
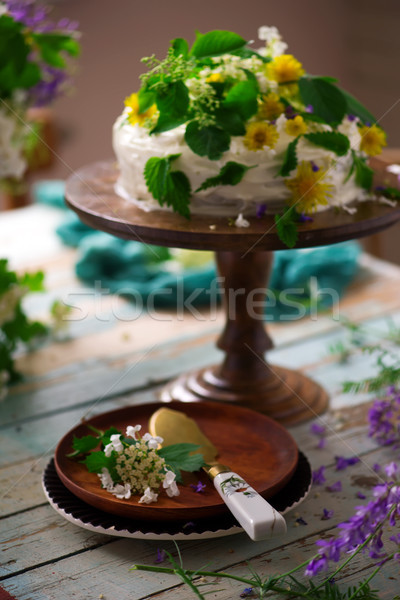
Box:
left=34, top=180, right=361, bottom=318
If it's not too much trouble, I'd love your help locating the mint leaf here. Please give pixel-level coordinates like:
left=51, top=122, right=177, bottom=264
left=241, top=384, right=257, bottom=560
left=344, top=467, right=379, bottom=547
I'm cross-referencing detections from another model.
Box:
left=196, top=161, right=254, bottom=192
left=71, top=435, right=99, bottom=454
left=352, top=152, right=373, bottom=190
left=299, top=77, right=346, bottom=125
left=158, top=443, right=205, bottom=483
left=144, top=154, right=191, bottom=218
left=304, top=131, right=350, bottom=156
left=341, top=88, right=377, bottom=125
left=171, top=37, right=189, bottom=58
left=190, top=30, right=246, bottom=58
left=223, top=79, right=259, bottom=121
left=274, top=208, right=299, bottom=248
left=215, top=107, right=246, bottom=136
left=278, top=137, right=299, bottom=177
left=185, top=120, right=230, bottom=160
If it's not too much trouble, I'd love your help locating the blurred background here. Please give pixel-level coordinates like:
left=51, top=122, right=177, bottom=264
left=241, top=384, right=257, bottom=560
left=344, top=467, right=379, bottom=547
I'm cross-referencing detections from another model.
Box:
left=2, top=0, right=400, bottom=262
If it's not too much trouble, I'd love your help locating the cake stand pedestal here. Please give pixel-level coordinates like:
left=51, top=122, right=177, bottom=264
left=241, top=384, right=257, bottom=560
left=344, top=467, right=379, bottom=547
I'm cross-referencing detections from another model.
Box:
left=66, top=160, right=400, bottom=425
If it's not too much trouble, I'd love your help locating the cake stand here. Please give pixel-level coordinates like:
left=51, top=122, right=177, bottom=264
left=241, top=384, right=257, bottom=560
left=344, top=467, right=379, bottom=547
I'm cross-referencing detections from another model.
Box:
left=65, top=160, right=400, bottom=425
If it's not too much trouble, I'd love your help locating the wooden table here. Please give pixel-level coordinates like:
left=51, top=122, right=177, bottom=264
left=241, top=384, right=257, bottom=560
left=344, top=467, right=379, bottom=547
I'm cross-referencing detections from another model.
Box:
left=1, top=205, right=400, bottom=599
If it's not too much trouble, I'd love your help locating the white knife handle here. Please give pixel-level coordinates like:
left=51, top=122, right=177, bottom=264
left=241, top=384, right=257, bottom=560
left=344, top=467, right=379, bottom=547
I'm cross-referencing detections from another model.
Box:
left=213, top=471, right=287, bottom=541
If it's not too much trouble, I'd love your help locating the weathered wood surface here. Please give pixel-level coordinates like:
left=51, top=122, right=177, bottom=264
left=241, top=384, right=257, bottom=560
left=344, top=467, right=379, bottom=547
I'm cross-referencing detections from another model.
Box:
left=1, top=205, right=400, bottom=599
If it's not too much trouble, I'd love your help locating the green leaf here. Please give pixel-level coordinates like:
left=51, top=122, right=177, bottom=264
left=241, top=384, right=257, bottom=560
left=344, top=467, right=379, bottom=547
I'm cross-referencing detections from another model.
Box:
left=190, top=29, right=246, bottom=58
left=223, top=79, right=258, bottom=121
left=352, top=152, right=374, bottom=190
left=214, top=107, right=245, bottom=136
left=231, top=46, right=271, bottom=63
left=101, top=427, right=122, bottom=446
left=196, top=161, right=254, bottom=192
left=144, top=154, right=192, bottom=218
left=158, top=443, right=205, bottom=483
left=304, top=131, right=350, bottom=156
left=138, top=87, right=156, bottom=113
left=171, top=37, right=189, bottom=58
left=298, top=77, right=347, bottom=125
left=274, top=207, right=299, bottom=248
left=82, top=452, right=117, bottom=479
left=185, top=120, right=230, bottom=160
left=151, top=114, right=187, bottom=134
left=71, top=435, right=100, bottom=454
left=19, top=270, right=45, bottom=292
left=341, top=88, right=377, bottom=125
left=278, top=137, right=299, bottom=177
left=156, top=80, right=189, bottom=120
left=33, top=33, right=80, bottom=68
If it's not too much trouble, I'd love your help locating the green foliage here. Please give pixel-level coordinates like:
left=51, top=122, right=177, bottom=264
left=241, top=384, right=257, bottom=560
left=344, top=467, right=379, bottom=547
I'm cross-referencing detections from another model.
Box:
left=341, top=88, right=377, bottom=125
left=32, top=33, right=80, bottom=68
left=144, top=154, right=191, bottom=218
left=195, top=161, right=255, bottom=192
left=184, top=121, right=231, bottom=160
left=304, top=131, right=350, bottom=156
left=278, top=137, right=299, bottom=177
left=158, top=443, right=205, bottom=483
left=274, top=207, right=299, bottom=248
left=189, top=30, right=246, bottom=58
left=82, top=451, right=118, bottom=481
left=350, top=151, right=374, bottom=191
left=214, top=106, right=246, bottom=136
left=171, top=37, right=189, bottom=58
left=152, top=80, right=189, bottom=133
left=299, top=77, right=347, bottom=125
left=223, top=79, right=259, bottom=121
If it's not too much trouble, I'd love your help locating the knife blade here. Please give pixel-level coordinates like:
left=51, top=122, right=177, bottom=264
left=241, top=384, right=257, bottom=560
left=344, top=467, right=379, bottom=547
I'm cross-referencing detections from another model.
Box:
left=149, top=407, right=287, bottom=541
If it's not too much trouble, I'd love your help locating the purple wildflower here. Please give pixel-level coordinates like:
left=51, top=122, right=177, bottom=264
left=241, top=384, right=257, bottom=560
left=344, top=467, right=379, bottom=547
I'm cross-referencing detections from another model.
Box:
left=310, top=422, right=327, bottom=448
left=190, top=481, right=207, bottom=493
left=310, top=161, right=320, bottom=172
left=298, top=213, right=314, bottom=223
left=373, top=463, right=381, bottom=473
left=240, top=588, right=255, bottom=598
left=312, top=465, right=326, bottom=485
left=155, top=548, right=166, bottom=564
left=285, top=105, right=297, bottom=119
left=347, top=114, right=357, bottom=121
left=256, top=203, right=267, bottom=219
left=296, top=516, right=308, bottom=526
left=335, top=455, right=361, bottom=471
left=356, top=491, right=367, bottom=500
left=305, top=104, right=314, bottom=113
left=321, top=508, right=334, bottom=520
left=327, top=481, right=342, bottom=493
left=368, top=388, right=400, bottom=448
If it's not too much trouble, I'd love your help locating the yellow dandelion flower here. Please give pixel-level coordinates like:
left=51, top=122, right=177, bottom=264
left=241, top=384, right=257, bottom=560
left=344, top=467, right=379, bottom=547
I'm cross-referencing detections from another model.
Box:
left=267, top=54, right=305, bottom=84
left=285, top=161, right=333, bottom=214
left=244, top=122, right=279, bottom=151
left=285, top=115, right=307, bottom=137
left=124, top=92, right=157, bottom=126
left=206, top=72, right=224, bottom=83
left=259, top=92, right=285, bottom=120
left=359, top=124, right=387, bottom=156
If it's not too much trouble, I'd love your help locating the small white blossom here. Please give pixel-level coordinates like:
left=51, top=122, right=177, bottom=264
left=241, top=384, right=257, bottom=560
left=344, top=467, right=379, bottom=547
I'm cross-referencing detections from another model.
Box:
left=163, top=470, right=180, bottom=497
left=98, top=467, right=114, bottom=490
left=104, top=434, right=123, bottom=456
left=234, top=213, right=250, bottom=228
left=257, top=26, right=288, bottom=57
left=126, top=424, right=141, bottom=439
left=142, top=432, right=163, bottom=449
left=139, top=486, right=159, bottom=504
left=111, top=483, right=132, bottom=499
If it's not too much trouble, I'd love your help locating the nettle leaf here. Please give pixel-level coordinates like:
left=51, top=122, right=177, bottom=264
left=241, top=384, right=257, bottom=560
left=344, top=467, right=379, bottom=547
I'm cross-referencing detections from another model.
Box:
left=158, top=443, right=205, bottom=483
left=190, top=29, right=246, bottom=58
left=196, top=161, right=255, bottom=192
left=223, top=79, right=258, bottom=121
left=156, top=80, right=189, bottom=120
left=352, top=152, right=374, bottom=190
left=298, top=77, right=346, bottom=125
left=171, top=37, right=189, bottom=58
left=278, top=137, right=299, bottom=177
left=101, top=426, right=122, bottom=446
left=214, top=107, right=245, bottom=136
left=144, top=154, right=191, bottom=218
left=138, top=87, right=156, bottom=113
left=71, top=435, right=100, bottom=454
left=304, top=131, right=350, bottom=156
left=274, top=207, right=299, bottom=248
left=82, top=452, right=118, bottom=480
left=341, top=88, right=377, bottom=125
left=232, top=46, right=271, bottom=63
left=185, top=120, right=230, bottom=160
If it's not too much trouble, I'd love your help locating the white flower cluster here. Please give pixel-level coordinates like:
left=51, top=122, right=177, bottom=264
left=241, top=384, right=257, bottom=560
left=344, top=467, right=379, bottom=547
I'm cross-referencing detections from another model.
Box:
left=98, top=424, right=179, bottom=504
left=257, top=25, right=288, bottom=57
left=0, top=107, right=27, bottom=181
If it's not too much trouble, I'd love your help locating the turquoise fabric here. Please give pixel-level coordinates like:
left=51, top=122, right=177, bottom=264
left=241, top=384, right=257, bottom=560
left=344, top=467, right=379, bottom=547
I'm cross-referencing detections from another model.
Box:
left=34, top=180, right=361, bottom=319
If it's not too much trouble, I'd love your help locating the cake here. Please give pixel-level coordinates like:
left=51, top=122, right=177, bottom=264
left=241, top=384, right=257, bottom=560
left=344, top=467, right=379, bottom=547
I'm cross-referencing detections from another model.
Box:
left=113, top=26, right=387, bottom=228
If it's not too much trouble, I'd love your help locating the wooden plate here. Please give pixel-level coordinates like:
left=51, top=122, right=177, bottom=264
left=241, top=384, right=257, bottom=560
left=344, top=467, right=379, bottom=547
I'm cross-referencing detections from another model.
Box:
left=55, top=401, right=298, bottom=522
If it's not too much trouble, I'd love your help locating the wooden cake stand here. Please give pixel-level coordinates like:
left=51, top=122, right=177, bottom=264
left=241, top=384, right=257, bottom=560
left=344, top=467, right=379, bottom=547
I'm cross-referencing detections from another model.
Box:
left=65, top=160, right=400, bottom=425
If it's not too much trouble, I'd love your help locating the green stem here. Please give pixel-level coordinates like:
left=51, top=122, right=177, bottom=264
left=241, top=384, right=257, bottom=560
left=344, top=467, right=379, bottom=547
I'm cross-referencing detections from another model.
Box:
left=347, top=556, right=393, bottom=600
left=131, top=565, right=254, bottom=586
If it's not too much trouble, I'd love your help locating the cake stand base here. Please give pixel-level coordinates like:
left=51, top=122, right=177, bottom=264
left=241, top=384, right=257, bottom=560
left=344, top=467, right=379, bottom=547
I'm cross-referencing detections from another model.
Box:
left=161, top=365, right=329, bottom=426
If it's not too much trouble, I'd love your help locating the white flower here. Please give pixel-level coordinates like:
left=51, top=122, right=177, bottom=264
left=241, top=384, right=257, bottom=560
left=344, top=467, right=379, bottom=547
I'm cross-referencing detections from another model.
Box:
left=257, top=25, right=288, bottom=57
left=104, top=433, right=123, bottom=456
left=111, top=483, right=132, bottom=499
left=163, top=470, right=180, bottom=497
left=138, top=486, right=159, bottom=504
left=98, top=467, right=114, bottom=490
left=0, top=107, right=27, bottom=181
left=234, top=214, right=250, bottom=228
left=142, top=432, right=163, bottom=449
left=0, top=3, right=8, bottom=17
left=126, top=424, right=141, bottom=439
